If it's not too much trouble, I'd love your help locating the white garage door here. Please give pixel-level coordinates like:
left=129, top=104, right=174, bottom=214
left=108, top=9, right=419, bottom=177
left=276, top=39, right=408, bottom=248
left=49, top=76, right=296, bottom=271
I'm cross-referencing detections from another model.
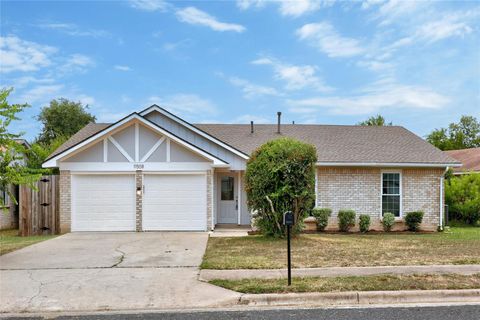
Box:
left=72, top=175, right=136, bottom=231
left=143, top=174, right=207, bottom=231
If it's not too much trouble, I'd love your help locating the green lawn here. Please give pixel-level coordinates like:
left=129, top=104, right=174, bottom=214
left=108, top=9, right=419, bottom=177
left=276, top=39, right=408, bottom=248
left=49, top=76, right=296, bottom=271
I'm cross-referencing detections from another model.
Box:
left=210, top=273, right=480, bottom=294
left=0, top=229, right=58, bottom=255
left=202, top=227, right=480, bottom=269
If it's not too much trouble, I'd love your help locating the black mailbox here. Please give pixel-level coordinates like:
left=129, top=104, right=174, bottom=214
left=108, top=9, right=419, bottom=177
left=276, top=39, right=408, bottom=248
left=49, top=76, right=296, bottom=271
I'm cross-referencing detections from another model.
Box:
left=283, top=211, right=295, bottom=226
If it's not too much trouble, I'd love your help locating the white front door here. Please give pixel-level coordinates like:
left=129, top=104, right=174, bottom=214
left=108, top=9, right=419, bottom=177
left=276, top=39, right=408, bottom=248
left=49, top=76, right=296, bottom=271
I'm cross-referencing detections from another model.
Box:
left=217, top=173, right=237, bottom=224
left=143, top=174, right=207, bottom=231
left=72, top=174, right=136, bottom=231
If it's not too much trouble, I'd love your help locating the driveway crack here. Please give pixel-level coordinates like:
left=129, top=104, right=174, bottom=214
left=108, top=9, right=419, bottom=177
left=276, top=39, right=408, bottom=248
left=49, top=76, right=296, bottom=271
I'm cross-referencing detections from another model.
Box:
left=111, top=246, right=126, bottom=268
left=26, top=270, right=44, bottom=307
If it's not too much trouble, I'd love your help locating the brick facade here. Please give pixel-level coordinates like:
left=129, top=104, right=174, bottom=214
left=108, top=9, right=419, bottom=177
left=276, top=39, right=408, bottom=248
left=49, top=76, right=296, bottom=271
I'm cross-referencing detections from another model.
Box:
left=59, top=170, right=71, bottom=233
left=135, top=170, right=143, bottom=232
left=317, top=167, right=444, bottom=231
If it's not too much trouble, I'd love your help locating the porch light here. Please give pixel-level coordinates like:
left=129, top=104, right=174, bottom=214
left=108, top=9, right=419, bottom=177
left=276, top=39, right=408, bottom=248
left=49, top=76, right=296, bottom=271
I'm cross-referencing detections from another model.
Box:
left=136, top=186, right=142, bottom=196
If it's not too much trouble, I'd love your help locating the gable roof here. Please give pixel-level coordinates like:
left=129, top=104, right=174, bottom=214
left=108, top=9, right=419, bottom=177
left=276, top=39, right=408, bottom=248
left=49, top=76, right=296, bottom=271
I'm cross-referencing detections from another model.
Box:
left=46, top=107, right=461, bottom=168
left=43, top=113, right=229, bottom=167
left=195, top=124, right=460, bottom=166
left=48, top=122, right=110, bottom=159
left=445, top=147, right=480, bottom=173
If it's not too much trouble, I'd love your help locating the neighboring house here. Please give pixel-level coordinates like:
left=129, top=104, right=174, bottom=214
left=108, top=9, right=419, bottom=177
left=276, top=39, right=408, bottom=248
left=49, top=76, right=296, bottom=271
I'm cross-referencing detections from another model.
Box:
left=1, top=139, right=30, bottom=230
left=43, top=105, right=461, bottom=233
left=444, top=147, right=480, bottom=175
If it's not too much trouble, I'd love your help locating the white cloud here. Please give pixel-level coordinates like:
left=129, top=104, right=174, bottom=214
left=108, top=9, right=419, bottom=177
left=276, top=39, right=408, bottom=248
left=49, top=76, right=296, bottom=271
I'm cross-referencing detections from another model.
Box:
left=128, top=0, right=169, bottom=12
left=296, top=22, right=364, bottom=58
left=16, top=84, right=64, bottom=104
left=37, top=22, right=110, bottom=38
left=415, top=14, right=475, bottom=43
left=237, top=0, right=334, bottom=17
left=288, top=83, right=449, bottom=115
left=58, top=54, right=94, bottom=75
left=0, top=36, right=57, bottom=73
left=279, top=0, right=329, bottom=17
left=252, top=56, right=333, bottom=92
left=114, top=65, right=132, bottom=71
left=148, top=93, right=217, bottom=115
left=176, top=7, right=246, bottom=32
left=236, top=0, right=266, bottom=10
left=229, top=76, right=281, bottom=99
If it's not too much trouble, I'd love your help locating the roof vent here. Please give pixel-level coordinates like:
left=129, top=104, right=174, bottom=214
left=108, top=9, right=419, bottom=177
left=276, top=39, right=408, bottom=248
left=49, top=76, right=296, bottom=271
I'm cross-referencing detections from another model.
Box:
left=277, top=111, right=282, bottom=134
left=250, top=121, right=254, bottom=134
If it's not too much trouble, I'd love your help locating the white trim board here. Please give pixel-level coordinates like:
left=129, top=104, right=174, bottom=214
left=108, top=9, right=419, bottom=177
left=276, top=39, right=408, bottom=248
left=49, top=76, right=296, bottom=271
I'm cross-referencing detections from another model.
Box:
left=140, top=105, right=249, bottom=160
left=380, top=170, right=403, bottom=219
left=60, top=162, right=215, bottom=172
left=316, top=162, right=461, bottom=168
left=43, top=114, right=229, bottom=168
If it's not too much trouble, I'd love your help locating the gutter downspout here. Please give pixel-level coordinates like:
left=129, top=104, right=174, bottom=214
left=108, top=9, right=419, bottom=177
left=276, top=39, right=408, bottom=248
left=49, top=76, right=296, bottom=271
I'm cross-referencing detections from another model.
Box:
left=439, top=167, right=449, bottom=230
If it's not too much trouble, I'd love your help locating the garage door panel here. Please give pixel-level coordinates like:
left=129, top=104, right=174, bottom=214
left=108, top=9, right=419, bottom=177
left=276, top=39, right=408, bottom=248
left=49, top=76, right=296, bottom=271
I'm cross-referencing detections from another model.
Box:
left=143, top=174, right=207, bottom=231
left=72, top=175, right=136, bottom=231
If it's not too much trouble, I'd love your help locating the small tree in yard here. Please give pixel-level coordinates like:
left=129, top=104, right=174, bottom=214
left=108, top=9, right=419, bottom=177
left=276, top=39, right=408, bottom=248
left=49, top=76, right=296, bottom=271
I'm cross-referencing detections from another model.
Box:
left=245, top=137, right=317, bottom=238
left=445, top=174, right=480, bottom=225
left=0, top=88, right=42, bottom=208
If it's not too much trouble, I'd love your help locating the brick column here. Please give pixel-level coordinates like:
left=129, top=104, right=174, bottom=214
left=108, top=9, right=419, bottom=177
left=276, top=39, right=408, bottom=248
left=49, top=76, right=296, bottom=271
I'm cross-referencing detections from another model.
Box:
left=207, top=169, right=213, bottom=231
left=135, top=170, right=143, bottom=232
left=59, top=170, right=71, bottom=233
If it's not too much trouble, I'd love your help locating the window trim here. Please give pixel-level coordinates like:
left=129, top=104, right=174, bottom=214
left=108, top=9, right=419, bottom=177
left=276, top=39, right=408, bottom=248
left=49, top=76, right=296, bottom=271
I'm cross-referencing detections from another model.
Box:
left=0, top=188, right=10, bottom=209
left=380, top=170, right=402, bottom=219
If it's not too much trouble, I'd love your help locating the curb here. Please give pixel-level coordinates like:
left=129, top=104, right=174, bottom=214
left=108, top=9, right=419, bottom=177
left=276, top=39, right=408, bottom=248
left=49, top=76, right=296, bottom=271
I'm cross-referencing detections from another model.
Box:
left=239, top=289, right=480, bottom=306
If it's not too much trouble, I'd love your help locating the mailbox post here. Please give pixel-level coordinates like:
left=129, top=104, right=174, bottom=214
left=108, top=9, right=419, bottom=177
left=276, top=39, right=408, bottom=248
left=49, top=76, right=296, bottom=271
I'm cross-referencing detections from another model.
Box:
left=283, top=211, right=295, bottom=286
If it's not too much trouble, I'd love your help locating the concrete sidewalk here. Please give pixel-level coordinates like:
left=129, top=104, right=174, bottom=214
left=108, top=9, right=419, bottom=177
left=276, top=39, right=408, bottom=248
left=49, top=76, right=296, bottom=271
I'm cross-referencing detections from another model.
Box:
left=200, top=264, right=480, bottom=281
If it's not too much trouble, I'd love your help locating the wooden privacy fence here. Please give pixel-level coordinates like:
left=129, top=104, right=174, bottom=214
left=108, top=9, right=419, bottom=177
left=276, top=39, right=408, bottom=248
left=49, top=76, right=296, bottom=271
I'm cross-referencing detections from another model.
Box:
left=19, top=175, right=59, bottom=236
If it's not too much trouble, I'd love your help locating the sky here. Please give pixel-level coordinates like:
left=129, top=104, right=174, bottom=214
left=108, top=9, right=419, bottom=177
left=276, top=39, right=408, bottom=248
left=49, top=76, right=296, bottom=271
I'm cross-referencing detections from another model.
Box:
left=1, top=0, right=479, bottom=142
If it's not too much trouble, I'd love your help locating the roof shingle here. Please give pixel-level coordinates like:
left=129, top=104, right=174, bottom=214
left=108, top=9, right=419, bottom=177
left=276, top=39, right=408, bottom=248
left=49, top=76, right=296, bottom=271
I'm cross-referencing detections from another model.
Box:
left=48, top=120, right=460, bottom=165
left=445, top=147, right=480, bottom=173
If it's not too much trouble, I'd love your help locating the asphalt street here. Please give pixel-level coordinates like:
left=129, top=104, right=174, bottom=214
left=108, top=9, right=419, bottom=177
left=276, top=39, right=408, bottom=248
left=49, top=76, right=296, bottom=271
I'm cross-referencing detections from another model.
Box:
left=3, top=304, right=480, bottom=320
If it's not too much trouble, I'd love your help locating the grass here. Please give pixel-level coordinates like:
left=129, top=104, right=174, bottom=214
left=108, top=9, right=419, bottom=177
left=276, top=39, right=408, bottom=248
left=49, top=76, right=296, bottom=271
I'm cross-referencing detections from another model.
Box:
left=210, top=273, right=480, bottom=294
left=201, top=227, right=480, bottom=269
left=0, top=229, right=58, bottom=255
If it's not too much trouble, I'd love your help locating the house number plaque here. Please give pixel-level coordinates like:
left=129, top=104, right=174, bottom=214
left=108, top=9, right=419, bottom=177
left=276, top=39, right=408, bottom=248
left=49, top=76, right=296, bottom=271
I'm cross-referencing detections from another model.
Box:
left=133, top=164, right=144, bottom=170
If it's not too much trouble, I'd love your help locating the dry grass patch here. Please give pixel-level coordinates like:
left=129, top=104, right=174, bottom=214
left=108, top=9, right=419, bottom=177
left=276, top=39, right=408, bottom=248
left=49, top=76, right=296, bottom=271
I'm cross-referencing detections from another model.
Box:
left=0, top=229, right=58, bottom=255
left=210, top=273, right=480, bottom=294
left=201, top=227, right=480, bottom=269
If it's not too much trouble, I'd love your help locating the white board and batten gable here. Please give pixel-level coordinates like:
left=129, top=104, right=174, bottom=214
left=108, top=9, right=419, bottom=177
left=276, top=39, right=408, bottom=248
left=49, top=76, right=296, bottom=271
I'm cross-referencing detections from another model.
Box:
left=141, top=105, right=249, bottom=170
left=43, top=113, right=231, bottom=172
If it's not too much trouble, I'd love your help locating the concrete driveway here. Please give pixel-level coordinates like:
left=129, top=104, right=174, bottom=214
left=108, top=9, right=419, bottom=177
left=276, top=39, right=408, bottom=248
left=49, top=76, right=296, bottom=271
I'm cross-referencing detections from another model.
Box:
left=0, top=232, right=240, bottom=313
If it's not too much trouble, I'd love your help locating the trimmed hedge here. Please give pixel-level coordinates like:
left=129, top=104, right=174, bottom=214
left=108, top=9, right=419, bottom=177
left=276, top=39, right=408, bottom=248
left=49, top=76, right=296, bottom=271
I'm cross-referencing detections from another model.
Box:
left=312, top=208, right=331, bottom=231
left=338, top=209, right=356, bottom=232
left=382, top=212, right=395, bottom=232
left=405, top=211, right=424, bottom=231
left=359, top=214, right=370, bottom=233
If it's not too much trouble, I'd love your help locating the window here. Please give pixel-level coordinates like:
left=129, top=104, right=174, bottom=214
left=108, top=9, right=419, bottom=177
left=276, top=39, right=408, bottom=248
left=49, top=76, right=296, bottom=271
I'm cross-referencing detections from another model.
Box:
left=382, top=172, right=401, bottom=217
left=221, top=176, right=234, bottom=201
left=0, top=188, right=9, bottom=207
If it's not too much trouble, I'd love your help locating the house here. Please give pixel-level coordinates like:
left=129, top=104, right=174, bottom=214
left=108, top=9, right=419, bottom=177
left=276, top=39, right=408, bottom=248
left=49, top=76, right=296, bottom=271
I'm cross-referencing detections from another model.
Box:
left=444, top=147, right=480, bottom=175
left=1, top=139, right=30, bottom=230
left=43, top=105, right=461, bottom=233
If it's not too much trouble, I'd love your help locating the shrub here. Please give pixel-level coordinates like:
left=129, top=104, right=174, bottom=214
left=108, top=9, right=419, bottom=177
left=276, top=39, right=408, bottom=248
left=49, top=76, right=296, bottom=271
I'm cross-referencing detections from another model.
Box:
left=382, top=213, right=395, bottom=232
left=338, top=210, right=356, bottom=232
left=312, top=208, right=332, bottom=231
left=245, top=137, right=317, bottom=238
left=359, top=214, right=371, bottom=233
left=445, top=174, right=480, bottom=225
left=405, top=211, right=424, bottom=231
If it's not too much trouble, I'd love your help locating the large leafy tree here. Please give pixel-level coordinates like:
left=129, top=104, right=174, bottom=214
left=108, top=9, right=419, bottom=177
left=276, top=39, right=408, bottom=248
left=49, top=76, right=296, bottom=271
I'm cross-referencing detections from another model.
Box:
left=357, top=115, right=392, bottom=126
left=36, top=98, right=96, bottom=145
left=445, top=174, right=480, bottom=225
left=0, top=88, right=42, bottom=207
left=426, top=116, right=480, bottom=151
left=245, top=137, right=317, bottom=238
